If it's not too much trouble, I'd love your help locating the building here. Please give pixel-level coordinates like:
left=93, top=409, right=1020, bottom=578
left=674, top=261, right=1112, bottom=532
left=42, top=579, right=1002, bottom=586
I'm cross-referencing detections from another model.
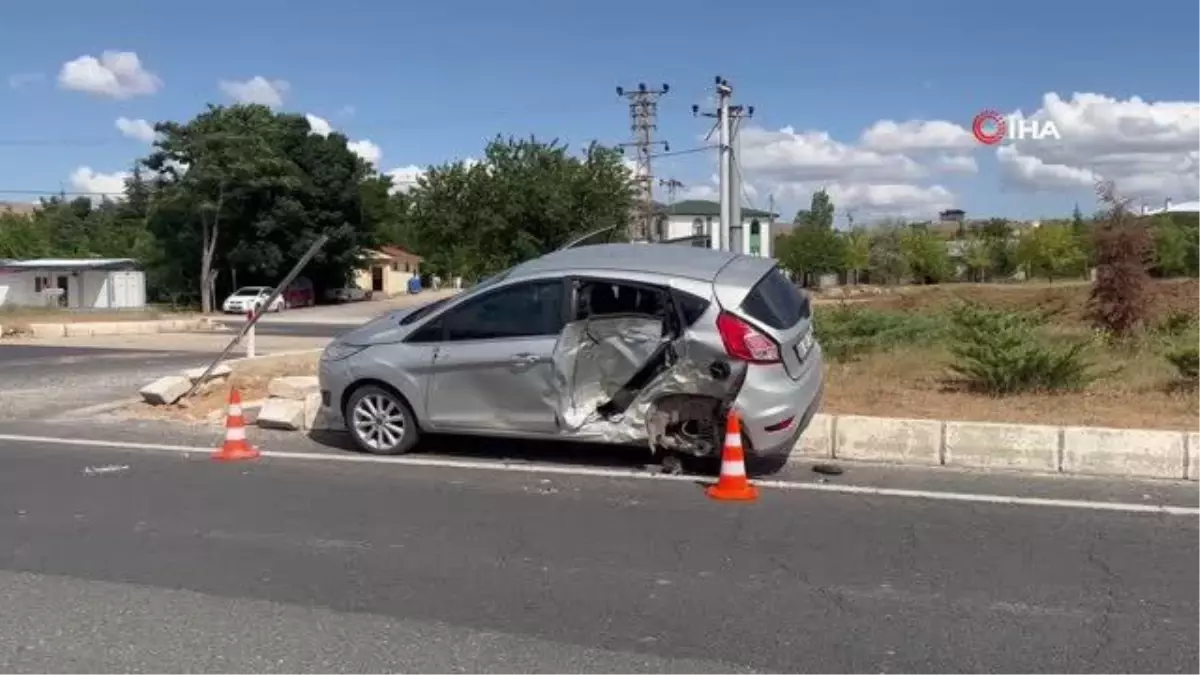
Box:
left=354, top=246, right=423, bottom=297
left=656, top=200, right=779, bottom=257
left=1141, top=198, right=1200, bottom=216
left=0, top=258, right=146, bottom=309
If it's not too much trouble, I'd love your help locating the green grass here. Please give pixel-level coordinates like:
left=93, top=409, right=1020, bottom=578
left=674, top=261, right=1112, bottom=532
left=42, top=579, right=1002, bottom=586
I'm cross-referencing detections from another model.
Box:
left=813, top=304, right=949, bottom=362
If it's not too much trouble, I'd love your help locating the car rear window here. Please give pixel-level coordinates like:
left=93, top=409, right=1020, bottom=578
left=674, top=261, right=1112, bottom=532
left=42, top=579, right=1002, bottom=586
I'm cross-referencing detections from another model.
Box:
left=740, top=267, right=810, bottom=330
left=673, top=289, right=711, bottom=326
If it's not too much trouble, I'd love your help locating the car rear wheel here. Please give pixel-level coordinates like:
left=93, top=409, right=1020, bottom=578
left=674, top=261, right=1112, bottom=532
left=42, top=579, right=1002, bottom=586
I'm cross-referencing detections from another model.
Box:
left=345, top=385, right=420, bottom=455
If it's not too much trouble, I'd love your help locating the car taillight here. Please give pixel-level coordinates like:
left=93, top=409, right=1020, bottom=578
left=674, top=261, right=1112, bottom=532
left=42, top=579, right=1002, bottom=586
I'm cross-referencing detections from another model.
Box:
left=716, top=311, right=780, bottom=363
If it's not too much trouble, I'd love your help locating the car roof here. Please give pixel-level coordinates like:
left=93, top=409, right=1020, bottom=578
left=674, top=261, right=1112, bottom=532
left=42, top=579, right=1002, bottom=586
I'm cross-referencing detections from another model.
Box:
left=509, top=243, right=744, bottom=282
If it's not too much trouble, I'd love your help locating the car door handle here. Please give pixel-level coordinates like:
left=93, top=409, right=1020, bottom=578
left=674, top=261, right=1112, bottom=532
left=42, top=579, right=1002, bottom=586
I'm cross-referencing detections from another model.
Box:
left=510, top=353, right=540, bottom=368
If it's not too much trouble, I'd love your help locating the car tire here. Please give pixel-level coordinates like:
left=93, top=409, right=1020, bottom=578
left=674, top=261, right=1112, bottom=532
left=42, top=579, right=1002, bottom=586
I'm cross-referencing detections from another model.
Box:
left=344, top=385, right=420, bottom=455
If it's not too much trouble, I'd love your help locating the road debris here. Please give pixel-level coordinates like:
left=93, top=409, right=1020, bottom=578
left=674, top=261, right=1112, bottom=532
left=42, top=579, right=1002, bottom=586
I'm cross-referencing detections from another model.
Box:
left=83, top=464, right=131, bottom=476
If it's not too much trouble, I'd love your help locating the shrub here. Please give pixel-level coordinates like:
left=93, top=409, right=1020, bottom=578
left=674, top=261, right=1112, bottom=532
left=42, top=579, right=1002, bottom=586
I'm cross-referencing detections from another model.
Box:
left=947, top=303, right=1094, bottom=395
left=814, top=305, right=946, bottom=362
left=1086, top=182, right=1154, bottom=337
left=1154, top=308, right=1198, bottom=337
left=1166, top=345, right=1199, bottom=381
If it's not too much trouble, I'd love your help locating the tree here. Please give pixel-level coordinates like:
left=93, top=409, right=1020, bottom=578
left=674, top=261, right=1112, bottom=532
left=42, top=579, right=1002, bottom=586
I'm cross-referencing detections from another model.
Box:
left=841, top=228, right=871, bottom=284
left=145, top=104, right=299, bottom=311
left=1150, top=213, right=1192, bottom=278
left=959, top=233, right=993, bottom=282
left=406, top=136, right=634, bottom=280
left=807, top=189, right=835, bottom=230
left=1086, top=181, right=1154, bottom=337
left=776, top=226, right=843, bottom=286
left=1015, top=224, right=1085, bottom=283
left=979, top=218, right=1017, bottom=278
left=899, top=226, right=952, bottom=283
left=143, top=104, right=381, bottom=309
left=867, top=224, right=909, bottom=284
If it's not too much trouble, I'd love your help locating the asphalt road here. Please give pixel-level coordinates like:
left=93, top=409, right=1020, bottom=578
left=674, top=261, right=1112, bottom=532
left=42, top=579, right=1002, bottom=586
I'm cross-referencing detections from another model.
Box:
left=0, top=438, right=1195, bottom=673
left=0, top=345, right=220, bottom=421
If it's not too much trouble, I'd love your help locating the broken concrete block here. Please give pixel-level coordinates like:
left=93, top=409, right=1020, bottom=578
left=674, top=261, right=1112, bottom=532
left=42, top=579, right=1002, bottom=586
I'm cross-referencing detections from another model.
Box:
left=139, top=375, right=192, bottom=406
left=302, top=392, right=322, bottom=430
left=267, top=376, right=320, bottom=400
left=256, top=398, right=306, bottom=430
left=182, top=364, right=233, bottom=383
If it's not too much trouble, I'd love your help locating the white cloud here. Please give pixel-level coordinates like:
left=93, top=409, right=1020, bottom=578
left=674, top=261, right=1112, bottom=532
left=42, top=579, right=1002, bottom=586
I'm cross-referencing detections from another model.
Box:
left=304, top=113, right=381, bottom=165
left=305, top=113, right=333, bottom=137
left=69, top=167, right=129, bottom=199
left=677, top=173, right=762, bottom=206
left=737, top=126, right=926, bottom=183
left=115, top=117, right=157, bottom=143
left=58, top=51, right=161, bottom=99
left=348, top=139, right=382, bottom=165
left=859, top=119, right=976, bottom=153
left=219, top=76, right=289, bottom=107
left=932, top=154, right=978, bottom=173
left=995, top=92, right=1200, bottom=201
left=733, top=124, right=950, bottom=218
left=386, top=165, right=424, bottom=194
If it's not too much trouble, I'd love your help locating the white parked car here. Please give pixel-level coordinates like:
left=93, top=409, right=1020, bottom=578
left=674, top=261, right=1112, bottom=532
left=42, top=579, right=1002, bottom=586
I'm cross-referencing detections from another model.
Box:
left=222, top=286, right=284, bottom=314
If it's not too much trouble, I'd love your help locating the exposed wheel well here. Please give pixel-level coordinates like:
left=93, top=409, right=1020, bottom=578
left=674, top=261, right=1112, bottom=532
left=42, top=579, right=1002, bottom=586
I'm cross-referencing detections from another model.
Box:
left=647, top=394, right=726, bottom=457
left=341, top=379, right=421, bottom=428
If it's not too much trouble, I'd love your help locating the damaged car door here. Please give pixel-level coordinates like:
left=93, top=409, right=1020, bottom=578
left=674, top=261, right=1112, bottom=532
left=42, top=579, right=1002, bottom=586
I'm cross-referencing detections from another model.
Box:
left=424, top=279, right=567, bottom=434
left=551, top=276, right=745, bottom=452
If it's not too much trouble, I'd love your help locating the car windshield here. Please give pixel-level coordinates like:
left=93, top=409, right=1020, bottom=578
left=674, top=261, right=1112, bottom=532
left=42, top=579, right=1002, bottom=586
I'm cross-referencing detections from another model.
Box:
left=471, top=267, right=514, bottom=292
left=233, top=287, right=267, bottom=297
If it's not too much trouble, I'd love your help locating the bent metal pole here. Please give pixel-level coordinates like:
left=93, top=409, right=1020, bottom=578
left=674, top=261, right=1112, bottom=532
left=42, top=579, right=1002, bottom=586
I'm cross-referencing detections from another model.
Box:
left=180, top=233, right=331, bottom=401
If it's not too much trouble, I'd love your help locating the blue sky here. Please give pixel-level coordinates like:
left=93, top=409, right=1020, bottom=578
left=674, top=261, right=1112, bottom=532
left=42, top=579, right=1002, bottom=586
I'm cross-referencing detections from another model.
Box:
left=2, top=0, right=1197, bottom=223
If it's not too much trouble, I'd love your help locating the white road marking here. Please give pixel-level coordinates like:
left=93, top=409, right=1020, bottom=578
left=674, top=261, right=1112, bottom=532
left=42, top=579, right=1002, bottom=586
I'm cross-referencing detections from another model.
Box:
left=0, top=432, right=1195, bottom=516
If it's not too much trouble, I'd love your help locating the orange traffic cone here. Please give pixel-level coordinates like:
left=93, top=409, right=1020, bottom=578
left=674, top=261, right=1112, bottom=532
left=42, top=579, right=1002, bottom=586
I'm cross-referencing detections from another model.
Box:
left=706, top=411, right=758, bottom=502
left=212, top=388, right=260, bottom=461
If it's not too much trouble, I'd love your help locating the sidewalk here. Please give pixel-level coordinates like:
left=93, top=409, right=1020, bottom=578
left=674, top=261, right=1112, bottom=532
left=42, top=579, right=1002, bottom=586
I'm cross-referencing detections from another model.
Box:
left=4, top=332, right=331, bottom=353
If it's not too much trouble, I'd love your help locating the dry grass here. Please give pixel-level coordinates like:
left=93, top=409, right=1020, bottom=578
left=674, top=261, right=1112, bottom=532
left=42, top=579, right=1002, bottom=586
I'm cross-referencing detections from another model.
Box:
left=816, top=278, right=1200, bottom=431
left=822, top=345, right=1198, bottom=430
left=846, top=278, right=1198, bottom=324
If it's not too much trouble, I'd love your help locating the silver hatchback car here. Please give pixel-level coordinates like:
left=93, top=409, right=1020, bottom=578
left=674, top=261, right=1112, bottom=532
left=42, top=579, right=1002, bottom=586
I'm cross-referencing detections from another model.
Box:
left=318, top=243, right=824, bottom=465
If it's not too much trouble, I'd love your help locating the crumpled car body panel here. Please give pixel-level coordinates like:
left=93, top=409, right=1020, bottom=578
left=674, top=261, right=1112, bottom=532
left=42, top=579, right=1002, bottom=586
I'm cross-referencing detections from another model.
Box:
left=548, top=312, right=746, bottom=454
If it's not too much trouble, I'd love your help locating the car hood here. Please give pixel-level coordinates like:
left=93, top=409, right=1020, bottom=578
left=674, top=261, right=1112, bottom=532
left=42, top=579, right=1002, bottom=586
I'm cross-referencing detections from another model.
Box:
left=337, top=305, right=425, bottom=346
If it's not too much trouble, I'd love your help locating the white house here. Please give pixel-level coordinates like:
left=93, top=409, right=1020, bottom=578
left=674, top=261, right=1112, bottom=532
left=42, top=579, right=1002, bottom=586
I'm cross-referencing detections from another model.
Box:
left=1141, top=198, right=1200, bottom=216
left=0, top=258, right=146, bottom=310
left=656, top=200, right=778, bottom=258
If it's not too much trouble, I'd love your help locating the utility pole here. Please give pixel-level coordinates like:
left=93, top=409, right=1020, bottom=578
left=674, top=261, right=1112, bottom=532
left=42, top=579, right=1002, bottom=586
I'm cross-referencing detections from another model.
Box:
left=659, top=178, right=684, bottom=205
left=692, top=76, right=753, bottom=252
left=617, top=83, right=670, bottom=242
left=766, top=193, right=776, bottom=258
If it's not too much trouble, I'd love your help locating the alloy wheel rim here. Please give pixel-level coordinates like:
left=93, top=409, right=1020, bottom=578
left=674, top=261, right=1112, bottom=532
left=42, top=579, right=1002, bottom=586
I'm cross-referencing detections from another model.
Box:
left=352, top=394, right=406, bottom=451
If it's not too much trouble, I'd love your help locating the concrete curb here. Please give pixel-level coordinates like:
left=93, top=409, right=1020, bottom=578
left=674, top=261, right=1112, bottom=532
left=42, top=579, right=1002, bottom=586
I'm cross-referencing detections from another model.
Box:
left=793, top=413, right=1199, bottom=481
left=222, top=348, right=324, bottom=368
left=20, top=317, right=220, bottom=338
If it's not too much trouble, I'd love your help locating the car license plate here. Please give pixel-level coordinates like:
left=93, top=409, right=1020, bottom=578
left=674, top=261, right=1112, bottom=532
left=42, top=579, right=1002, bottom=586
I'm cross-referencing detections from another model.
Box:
left=795, top=331, right=815, bottom=360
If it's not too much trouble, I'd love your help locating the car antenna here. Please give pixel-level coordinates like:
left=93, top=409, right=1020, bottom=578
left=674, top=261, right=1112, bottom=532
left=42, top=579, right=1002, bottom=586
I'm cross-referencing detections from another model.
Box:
left=557, top=225, right=618, bottom=251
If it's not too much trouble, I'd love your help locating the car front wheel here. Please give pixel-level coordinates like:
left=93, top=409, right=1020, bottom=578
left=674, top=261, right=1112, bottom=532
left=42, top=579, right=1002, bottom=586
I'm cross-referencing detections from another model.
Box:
left=344, top=385, right=420, bottom=455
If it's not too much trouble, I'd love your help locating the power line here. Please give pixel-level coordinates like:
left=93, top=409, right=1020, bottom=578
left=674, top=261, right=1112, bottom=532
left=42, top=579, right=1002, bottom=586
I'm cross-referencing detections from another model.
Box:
left=616, top=82, right=670, bottom=242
